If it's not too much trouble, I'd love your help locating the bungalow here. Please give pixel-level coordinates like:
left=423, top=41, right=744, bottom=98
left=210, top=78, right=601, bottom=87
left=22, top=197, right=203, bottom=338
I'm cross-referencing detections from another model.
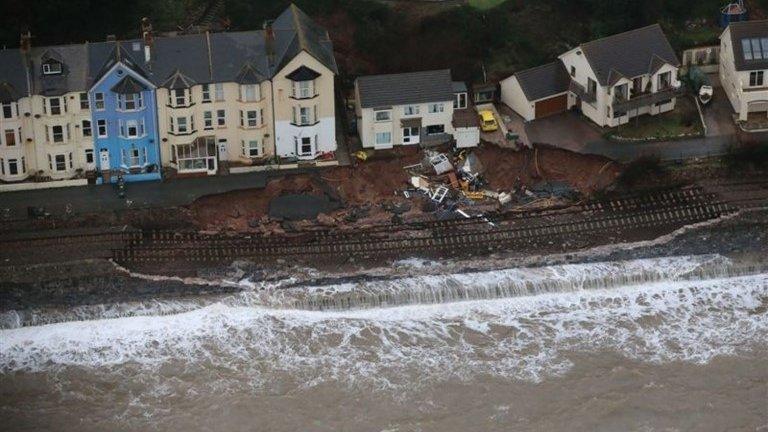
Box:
left=501, top=24, right=682, bottom=127
left=354, top=69, right=479, bottom=149
left=719, top=19, right=768, bottom=122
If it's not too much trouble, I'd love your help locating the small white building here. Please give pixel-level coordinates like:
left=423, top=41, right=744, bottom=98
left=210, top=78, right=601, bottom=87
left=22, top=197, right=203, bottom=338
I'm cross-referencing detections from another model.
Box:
left=354, top=69, right=478, bottom=149
left=501, top=24, right=682, bottom=128
left=719, top=19, right=768, bottom=122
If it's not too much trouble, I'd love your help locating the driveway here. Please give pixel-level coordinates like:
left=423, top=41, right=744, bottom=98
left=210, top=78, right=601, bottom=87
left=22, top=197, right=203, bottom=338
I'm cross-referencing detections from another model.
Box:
left=702, top=73, right=737, bottom=137
left=520, top=98, right=736, bottom=163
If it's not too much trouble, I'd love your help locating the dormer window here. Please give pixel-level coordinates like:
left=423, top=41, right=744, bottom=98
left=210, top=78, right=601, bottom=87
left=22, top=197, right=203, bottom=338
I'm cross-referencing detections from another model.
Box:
left=42, top=61, right=62, bottom=75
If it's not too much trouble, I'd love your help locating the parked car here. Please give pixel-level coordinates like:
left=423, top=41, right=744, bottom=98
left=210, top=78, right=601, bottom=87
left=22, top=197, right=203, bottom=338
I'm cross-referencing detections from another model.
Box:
left=479, top=110, right=499, bottom=132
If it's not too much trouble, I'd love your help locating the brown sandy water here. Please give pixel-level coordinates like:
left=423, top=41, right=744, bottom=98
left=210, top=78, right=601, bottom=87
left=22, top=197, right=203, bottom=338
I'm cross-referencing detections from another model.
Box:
left=1, top=256, right=767, bottom=431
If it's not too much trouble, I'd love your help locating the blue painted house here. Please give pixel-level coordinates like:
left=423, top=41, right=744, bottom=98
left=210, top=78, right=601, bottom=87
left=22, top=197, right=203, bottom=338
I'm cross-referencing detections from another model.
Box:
left=89, top=45, right=161, bottom=183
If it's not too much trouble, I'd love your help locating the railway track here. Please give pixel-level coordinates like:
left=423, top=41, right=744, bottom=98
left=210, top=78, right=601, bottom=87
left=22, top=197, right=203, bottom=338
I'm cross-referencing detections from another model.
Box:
left=114, top=180, right=768, bottom=266
left=3, top=179, right=767, bottom=268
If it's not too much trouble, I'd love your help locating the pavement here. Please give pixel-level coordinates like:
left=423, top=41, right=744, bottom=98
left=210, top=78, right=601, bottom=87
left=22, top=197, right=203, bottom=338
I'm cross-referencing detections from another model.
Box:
left=0, top=169, right=277, bottom=220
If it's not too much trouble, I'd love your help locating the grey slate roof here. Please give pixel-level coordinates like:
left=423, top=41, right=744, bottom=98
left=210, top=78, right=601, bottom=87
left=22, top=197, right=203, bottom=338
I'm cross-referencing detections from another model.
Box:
left=579, top=24, right=680, bottom=86
left=356, top=69, right=454, bottom=109
left=452, top=81, right=468, bottom=93
left=0, top=4, right=336, bottom=100
left=514, top=61, right=570, bottom=101
left=727, top=19, right=768, bottom=71
left=112, top=75, right=149, bottom=94
left=286, top=65, right=321, bottom=81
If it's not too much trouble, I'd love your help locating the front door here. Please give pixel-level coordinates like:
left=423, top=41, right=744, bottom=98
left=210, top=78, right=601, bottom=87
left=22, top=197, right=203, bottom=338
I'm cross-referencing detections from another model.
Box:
left=99, top=148, right=110, bottom=171
left=403, top=127, right=420, bottom=145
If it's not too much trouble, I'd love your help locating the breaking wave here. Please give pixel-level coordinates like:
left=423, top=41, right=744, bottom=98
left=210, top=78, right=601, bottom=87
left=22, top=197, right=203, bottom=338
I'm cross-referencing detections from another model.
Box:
left=1, top=255, right=767, bottom=389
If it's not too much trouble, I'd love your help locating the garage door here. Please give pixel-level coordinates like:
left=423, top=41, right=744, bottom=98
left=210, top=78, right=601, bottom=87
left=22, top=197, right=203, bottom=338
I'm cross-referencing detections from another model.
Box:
left=535, top=94, right=567, bottom=118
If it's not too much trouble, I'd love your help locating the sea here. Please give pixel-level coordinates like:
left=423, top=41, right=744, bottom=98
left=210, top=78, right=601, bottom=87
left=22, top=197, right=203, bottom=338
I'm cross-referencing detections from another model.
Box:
left=1, top=254, right=766, bottom=431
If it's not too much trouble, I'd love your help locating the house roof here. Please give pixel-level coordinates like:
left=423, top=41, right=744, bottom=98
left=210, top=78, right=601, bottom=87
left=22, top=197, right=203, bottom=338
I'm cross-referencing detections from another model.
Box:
left=356, top=69, right=454, bottom=109
left=727, top=19, right=768, bottom=71
left=0, top=4, right=336, bottom=100
left=111, top=75, right=149, bottom=94
left=578, top=24, right=680, bottom=86
left=513, top=61, right=570, bottom=101
left=286, top=65, right=321, bottom=81
left=452, top=81, right=468, bottom=93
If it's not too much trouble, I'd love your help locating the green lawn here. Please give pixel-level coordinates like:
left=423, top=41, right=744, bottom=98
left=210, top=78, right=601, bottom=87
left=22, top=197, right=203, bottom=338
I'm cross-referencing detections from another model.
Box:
left=468, top=0, right=509, bottom=10
left=607, top=98, right=704, bottom=140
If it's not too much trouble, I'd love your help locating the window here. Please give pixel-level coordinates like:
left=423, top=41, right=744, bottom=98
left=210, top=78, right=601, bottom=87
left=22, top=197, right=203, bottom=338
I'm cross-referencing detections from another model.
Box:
left=587, top=78, right=597, bottom=96
left=657, top=71, right=672, bottom=90
left=240, top=84, right=259, bottom=102
left=121, top=93, right=142, bottom=110
left=374, top=110, right=391, bottom=122
left=125, top=120, right=139, bottom=137
left=403, top=105, right=420, bottom=116
left=375, top=132, right=392, bottom=145
left=94, top=93, right=105, bottom=111
left=97, top=119, right=107, bottom=137
left=614, top=83, right=628, bottom=101
left=204, top=111, right=213, bottom=130
left=298, top=136, right=313, bottom=155
left=1, top=103, right=14, bottom=119
left=177, top=117, right=188, bottom=133
left=0, top=158, right=3, bottom=175
left=69, top=152, right=73, bottom=168
left=174, top=89, right=187, bottom=106
left=49, top=98, right=62, bottom=115
left=570, top=66, right=576, bottom=77
left=85, top=149, right=94, bottom=164
left=241, top=110, right=259, bottom=127
left=749, top=71, right=764, bottom=87
left=216, top=109, right=226, bottom=127
left=294, top=81, right=312, bottom=99
left=428, top=103, right=444, bottom=113
left=202, top=84, right=211, bottom=102
left=294, top=106, right=313, bottom=125
left=51, top=125, right=64, bottom=142
left=55, top=154, right=66, bottom=171
left=454, top=93, right=467, bottom=109
left=426, top=124, right=445, bottom=135
left=129, top=148, right=141, bottom=167
left=79, top=92, right=89, bottom=110
left=4, top=129, right=15, bottom=146
left=42, top=61, right=62, bottom=75
left=8, top=159, right=18, bottom=175
left=215, top=83, right=225, bottom=101
left=242, top=139, right=262, bottom=157
left=82, top=120, right=92, bottom=137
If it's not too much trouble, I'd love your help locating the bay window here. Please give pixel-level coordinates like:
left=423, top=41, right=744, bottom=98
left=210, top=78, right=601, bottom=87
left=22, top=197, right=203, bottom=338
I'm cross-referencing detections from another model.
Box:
left=240, top=84, right=260, bottom=102
left=293, top=80, right=313, bottom=99
left=242, top=139, right=262, bottom=157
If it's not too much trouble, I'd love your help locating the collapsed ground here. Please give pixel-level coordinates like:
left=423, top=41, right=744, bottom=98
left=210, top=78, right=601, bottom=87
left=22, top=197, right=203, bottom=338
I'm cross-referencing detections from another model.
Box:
left=189, top=144, right=621, bottom=233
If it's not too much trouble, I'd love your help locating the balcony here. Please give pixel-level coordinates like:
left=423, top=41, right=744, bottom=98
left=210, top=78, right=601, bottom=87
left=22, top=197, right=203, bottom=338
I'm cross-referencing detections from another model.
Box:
left=612, top=86, right=685, bottom=112
left=569, top=81, right=597, bottom=106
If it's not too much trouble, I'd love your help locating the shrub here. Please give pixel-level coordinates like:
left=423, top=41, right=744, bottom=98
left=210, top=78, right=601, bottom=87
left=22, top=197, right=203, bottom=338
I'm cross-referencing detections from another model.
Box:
left=724, top=144, right=768, bottom=172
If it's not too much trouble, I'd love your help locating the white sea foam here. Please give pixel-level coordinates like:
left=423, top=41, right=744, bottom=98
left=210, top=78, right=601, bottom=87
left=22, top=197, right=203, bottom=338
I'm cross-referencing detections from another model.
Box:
left=1, top=256, right=766, bottom=389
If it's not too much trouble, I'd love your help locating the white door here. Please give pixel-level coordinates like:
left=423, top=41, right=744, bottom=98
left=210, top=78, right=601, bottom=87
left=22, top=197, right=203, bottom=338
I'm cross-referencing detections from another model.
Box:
left=403, top=127, right=420, bottom=145
left=99, top=148, right=110, bottom=171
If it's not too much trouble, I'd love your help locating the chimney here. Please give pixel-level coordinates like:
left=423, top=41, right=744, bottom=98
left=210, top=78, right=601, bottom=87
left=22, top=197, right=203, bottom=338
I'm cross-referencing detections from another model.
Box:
left=263, top=20, right=275, bottom=67
left=20, top=30, right=32, bottom=55
left=141, top=17, right=153, bottom=63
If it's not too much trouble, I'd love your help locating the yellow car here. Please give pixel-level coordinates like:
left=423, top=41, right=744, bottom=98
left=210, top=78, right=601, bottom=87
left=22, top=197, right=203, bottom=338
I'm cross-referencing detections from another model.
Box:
left=479, top=110, right=498, bottom=132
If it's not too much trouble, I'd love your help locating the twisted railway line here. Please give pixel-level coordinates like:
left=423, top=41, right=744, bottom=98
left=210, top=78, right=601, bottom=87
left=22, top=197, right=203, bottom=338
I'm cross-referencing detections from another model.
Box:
left=3, top=179, right=768, bottom=271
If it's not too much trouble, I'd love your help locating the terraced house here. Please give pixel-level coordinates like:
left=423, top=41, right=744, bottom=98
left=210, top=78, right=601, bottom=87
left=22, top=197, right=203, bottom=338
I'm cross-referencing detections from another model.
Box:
left=0, top=4, right=338, bottom=185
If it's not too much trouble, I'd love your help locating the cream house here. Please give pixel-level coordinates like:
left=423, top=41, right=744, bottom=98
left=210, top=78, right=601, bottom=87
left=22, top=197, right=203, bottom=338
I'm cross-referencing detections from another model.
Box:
left=354, top=69, right=478, bottom=149
left=152, top=4, right=338, bottom=175
left=719, top=20, right=768, bottom=122
left=502, top=24, right=682, bottom=127
left=0, top=42, right=94, bottom=182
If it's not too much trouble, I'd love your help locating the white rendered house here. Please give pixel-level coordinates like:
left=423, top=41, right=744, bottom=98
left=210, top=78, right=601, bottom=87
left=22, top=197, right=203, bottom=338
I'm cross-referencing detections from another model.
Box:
left=719, top=20, right=768, bottom=122
left=502, top=24, right=682, bottom=127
